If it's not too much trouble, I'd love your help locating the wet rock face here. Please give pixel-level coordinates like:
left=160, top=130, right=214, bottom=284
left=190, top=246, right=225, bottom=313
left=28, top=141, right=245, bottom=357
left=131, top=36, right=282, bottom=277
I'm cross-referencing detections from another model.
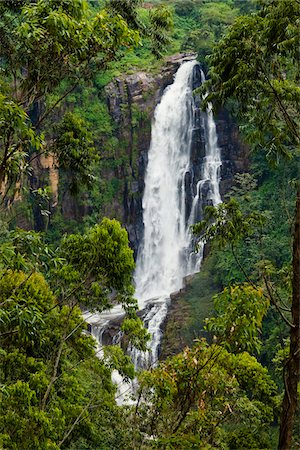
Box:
left=106, top=52, right=198, bottom=124
left=105, top=55, right=248, bottom=254
left=215, top=109, right=249, bottom=197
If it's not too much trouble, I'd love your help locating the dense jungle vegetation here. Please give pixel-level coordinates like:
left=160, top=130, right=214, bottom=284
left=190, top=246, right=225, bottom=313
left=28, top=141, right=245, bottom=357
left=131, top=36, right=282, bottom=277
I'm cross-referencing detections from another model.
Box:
left=0, top=0, right=299, bottom=449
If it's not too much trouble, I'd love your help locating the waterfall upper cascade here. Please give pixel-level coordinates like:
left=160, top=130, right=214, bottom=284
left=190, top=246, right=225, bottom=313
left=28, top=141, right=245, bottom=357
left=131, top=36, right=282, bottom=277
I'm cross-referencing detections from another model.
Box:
left=86, top=61, right=222, bottom=401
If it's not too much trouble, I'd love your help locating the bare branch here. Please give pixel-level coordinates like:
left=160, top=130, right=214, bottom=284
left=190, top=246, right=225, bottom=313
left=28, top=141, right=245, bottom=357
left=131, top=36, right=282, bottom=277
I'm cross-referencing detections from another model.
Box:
left=58, top=395, right=96, bottom=447
left=262, top=274, right=294, bottom=328
left=34, top=82, right=79, bottom=129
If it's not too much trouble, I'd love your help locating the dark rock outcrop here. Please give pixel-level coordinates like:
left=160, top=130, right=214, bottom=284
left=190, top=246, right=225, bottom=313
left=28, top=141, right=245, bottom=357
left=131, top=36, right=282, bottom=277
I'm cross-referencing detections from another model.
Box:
left=216, top=109, right=249, bottom=197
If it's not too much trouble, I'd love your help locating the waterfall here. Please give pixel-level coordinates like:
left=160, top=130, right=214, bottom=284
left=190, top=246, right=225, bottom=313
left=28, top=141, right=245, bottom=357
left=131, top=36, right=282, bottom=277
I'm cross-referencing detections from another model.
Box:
left=133, top=62, right=222, bottom=370
left=86, top=61, right=222, bottom=399
left=134, top=61, right=197, bottom=306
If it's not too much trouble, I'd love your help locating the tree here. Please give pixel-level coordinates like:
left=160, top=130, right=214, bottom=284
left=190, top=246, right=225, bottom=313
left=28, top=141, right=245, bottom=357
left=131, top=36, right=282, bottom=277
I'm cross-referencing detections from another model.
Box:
left=50, top=112, right=97, bottom=194
left=0, top=0, right=137, bottom=205
left=204, top=0, right=299, bottom=160
left=0, top=270, right=107, bottom=449
left=0, top=220, right=147, bottom=448
left=179, top=1, right=240, bottom=65
left=0, top=269, right=137, bottom=450
left=0, top=0, right=172, bottom=208
left=205, top=284, right=268, bottom=354
left=55, top=218, right=136, bottom=309
left=107, top=0, right=172, bottom=57
left=135, top=339, right=277, bottom=449
left=201, top=1, right=299, bottom=447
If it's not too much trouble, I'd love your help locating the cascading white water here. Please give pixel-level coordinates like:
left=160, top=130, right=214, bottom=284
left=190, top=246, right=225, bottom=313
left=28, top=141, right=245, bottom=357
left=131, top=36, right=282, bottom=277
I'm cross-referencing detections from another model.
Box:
left=199, top=69, right=222, bottom=205
left=86, top=61, right=222, bottom=400
left=187, top=70, right=222, bottom=275
left=132, top=61, right=197, bottom=369
left=133, top=63, right=222, bottom=370
left=85, top=310, right=134, bottom=404
left=188, top=70, right=222, bottom=224
left=135, top=60, right=197, bottom=305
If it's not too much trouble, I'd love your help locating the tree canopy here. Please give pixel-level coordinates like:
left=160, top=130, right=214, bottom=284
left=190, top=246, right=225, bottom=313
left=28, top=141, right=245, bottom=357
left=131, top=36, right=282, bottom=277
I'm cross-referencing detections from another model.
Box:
left=0, top=0, right=172, bottom=207
left=198, top=1, right=300, bottom=448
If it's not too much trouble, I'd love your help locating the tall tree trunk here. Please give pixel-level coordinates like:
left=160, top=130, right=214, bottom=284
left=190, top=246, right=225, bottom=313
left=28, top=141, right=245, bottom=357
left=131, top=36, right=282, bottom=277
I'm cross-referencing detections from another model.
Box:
left=41, top=333, right=66, bottom=410
left=278, top=184, right=300, bottom=449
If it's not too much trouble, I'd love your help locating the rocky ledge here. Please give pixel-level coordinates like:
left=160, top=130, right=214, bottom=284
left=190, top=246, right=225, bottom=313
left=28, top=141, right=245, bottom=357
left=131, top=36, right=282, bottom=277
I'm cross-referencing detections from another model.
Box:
left=105, top=52, right=197, bottom=123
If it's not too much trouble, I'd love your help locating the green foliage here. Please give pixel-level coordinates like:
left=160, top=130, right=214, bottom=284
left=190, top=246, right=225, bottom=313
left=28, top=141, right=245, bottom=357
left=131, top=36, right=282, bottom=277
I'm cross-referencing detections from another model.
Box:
left=107, top=0, right=173, bottom=58
left=227, top=429, right=270, bottom=449
left=209, top=159, right=297, bottom=287
left=121, top=317, right=150, bottom=351
left=192, top=160, right=296, bottom=391
left=203, top=0, right=300, bottom=161
left=62, top=84, right=115, bottom=138
left=136, top=339, right=277, bottom=449
left=0, top=227, right=59, bottom=274
left=51, top=112, right=97, bottom=193
left=103, top=345, right=135, bottom=381
left=0, top=271, right=51, bottom=350
left=201, top=2, right=300, bottom=447
left=0, top=289, right=129, bottom=449
left=56, top=218, right=135, bottom=310
left=232, top=0, right=257, bottom=14
left=174, top=1, right=198, bottom=19
left=206, top=284, right=269, bottom=353
left=193, top=197, right=265, bottom=249
left=148, top=6, right=173, bottom=58
left=0, top=0, right=156, bottom=210
left=174, top=0, right=240, bottom=64
left=106, top=0, right=143, bottom=30
left=161, top=254, right=221, bottom=358
left=0, top=94, right=42, bottom=192
left=0, top=221, right=142, bottom=449
left=13, top=1, right=139, bottom=103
